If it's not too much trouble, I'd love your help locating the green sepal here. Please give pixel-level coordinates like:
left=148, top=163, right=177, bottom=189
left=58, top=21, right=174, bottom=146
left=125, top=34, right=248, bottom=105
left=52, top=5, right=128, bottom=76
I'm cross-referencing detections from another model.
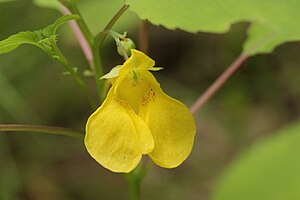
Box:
left=148, top=67, right=163, bottom=71
left=100, top=65, right=122, bottom=80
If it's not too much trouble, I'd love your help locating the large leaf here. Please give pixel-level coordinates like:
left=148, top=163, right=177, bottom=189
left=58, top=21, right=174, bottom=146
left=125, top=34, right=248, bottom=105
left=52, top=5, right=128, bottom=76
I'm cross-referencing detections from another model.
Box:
left=0, top=14, right=79, bottom=55
left=212, top=121, right=300, bottom=200
left=127, top=0, right=300, bottom=55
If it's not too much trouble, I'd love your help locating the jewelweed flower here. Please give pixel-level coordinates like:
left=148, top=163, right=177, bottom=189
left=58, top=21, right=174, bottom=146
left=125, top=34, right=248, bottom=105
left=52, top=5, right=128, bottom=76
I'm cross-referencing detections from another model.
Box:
left=85, top=50, right=196, bottom=173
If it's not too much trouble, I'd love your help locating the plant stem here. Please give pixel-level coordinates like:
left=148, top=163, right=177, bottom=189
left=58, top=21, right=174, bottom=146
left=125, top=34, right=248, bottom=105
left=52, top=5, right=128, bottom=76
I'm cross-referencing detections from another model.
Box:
left=190, top=53, right=249, bottom=114
left=60, top=3, right=129, bottom=104
left=92, top=4, right=130, bottom=101
left=60, top=1, right=103, bottom=102
left=127, top=175, right=141, bottom=200
left=61, top=7, right=94, bottom=67
left=124, top=171, right=142, bottom=200
left=95, top=4, right=130, bottom=44
left=0, top=124, right=84, bottom=139
left=62, top=0, right=94, bottom=45
left=50, top=40, right=97, bottom=109
left=91, top=42, right=105, bottom=101
left=138, top=20, right=148, bottom=53
left=123, top=161, right=151, bottom=200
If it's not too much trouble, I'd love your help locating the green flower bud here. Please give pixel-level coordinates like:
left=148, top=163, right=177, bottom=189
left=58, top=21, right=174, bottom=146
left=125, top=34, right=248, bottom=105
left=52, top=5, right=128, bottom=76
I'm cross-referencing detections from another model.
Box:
left=117, top=38, right=136, bottom=58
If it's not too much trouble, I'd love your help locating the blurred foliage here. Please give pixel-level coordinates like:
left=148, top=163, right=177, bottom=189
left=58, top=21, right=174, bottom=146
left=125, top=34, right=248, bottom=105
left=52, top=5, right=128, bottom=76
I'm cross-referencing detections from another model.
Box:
left=213, top=121, right=300, bottom=200
left=0, top=0, right=300, bottom=200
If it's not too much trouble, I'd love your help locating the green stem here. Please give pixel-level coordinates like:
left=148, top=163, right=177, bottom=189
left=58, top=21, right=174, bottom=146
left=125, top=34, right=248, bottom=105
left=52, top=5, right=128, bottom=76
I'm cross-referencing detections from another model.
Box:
left=128, top=176, right=141, bottom=200
left=61, top=3, right=129, bottom=104
left=91, top=42, right=105, bottom=101
left=92, top=4, right=130, bottom=102
left=60, top=0, right=103, bottom=103
left=95, top=4, right=130, bottom=45
left=0, top=124, right=84, bottom=140
left=124, top=172, right=142, bottom=200
left=124, top=163, right=151, bottom=200
left=50, top=40, right=97, bottom=109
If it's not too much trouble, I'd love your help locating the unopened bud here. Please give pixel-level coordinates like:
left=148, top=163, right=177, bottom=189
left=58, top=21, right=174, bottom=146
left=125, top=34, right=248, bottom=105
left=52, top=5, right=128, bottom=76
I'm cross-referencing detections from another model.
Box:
left=117, top=38, right=136, bottom=58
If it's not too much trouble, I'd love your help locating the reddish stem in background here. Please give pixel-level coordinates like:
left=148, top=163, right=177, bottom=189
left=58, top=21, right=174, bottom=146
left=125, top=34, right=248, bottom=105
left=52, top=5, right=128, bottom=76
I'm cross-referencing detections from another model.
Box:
left=190, top=53, right=249, bottom=115
left=61, top=7, right=94, bottom=67
left=139, top=20, right=149, bottom=53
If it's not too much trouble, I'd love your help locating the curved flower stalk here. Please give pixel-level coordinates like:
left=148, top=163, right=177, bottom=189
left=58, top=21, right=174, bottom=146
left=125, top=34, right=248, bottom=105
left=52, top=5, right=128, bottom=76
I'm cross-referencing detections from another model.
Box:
left=85, top=50, right=196, bottom=173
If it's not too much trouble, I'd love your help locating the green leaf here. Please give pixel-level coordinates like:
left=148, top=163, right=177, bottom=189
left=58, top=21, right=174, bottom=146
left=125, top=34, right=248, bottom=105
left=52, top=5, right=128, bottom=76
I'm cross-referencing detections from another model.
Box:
left=43, top=14, right=80, bottom=36
left=0, top=32, right=40, bottom=54
left=127, top=0, right=300, bottom=55
left=0, top=14, right=79, bottom=55
left=212, top=121, right=300, bottom=200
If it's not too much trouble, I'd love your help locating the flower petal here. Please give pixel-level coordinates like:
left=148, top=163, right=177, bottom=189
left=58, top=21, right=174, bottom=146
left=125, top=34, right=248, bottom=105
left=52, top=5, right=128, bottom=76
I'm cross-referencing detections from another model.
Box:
left=139, top=73, right=196, bottom=168
left=129, top=111, right=154, bottom=154
left=113, top=70, right=152, bottom=112
left=112, top=72, right=155, bottom=154
left=120, top=49, right=155, bottom=74
left=85, top=90, right=143, bottom=173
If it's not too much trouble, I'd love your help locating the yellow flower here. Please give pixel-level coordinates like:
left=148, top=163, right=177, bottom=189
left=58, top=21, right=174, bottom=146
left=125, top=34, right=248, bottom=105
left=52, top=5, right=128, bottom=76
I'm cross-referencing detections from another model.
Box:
left=85, top=49, right=196, bottom=173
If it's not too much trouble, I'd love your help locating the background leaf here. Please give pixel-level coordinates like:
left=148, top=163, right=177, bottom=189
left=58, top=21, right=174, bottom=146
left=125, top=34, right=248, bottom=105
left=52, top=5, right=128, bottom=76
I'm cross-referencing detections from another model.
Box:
left=127, top=0, right=300, bottom=55
left=212, top=121, right=300, bottom=200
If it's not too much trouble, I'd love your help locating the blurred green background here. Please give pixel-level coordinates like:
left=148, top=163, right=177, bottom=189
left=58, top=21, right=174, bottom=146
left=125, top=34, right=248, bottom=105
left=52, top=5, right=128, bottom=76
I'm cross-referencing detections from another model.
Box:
left=1, top=0, right=300, bottom=199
